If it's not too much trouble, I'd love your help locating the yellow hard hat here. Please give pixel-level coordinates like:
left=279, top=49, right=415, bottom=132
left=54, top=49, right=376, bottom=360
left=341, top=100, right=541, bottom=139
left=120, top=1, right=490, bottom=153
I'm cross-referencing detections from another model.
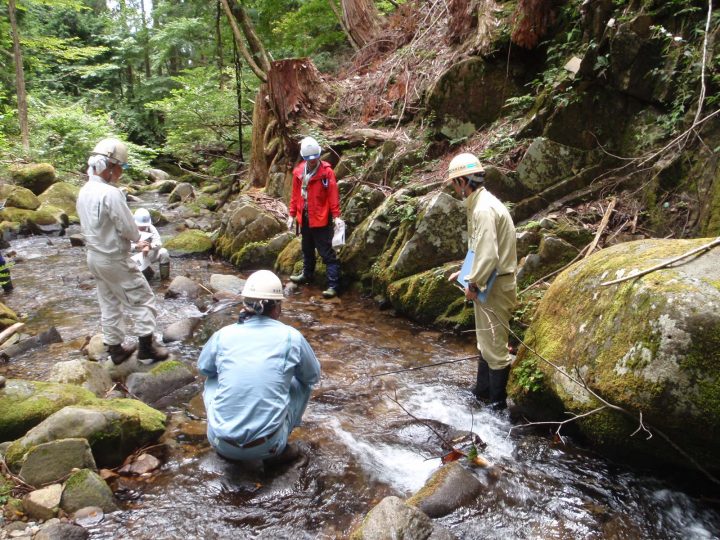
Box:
left=91, top=138, right=129, bottom=167
left=447, top=153, right=484, bottom=181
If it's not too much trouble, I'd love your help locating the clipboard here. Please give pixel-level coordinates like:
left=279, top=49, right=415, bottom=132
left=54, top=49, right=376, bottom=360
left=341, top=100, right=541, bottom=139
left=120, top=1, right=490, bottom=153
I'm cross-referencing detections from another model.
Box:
left=456, top=250, right=497, bottom=303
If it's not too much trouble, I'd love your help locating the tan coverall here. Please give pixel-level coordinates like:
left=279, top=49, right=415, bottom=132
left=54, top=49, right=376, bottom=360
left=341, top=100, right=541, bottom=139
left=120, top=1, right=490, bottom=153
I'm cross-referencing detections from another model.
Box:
left=76, top=175, right=158, bottom=346
left=465, top=187, right=517, bottom=370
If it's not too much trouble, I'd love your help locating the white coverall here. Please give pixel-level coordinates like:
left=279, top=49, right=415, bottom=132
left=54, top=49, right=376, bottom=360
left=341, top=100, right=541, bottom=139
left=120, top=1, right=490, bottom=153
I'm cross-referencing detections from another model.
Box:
left=132, top=224, right=170, bottom=269
left=465, top=187, right=517, bottom=370
left=76, top=175, right=158, bottom=346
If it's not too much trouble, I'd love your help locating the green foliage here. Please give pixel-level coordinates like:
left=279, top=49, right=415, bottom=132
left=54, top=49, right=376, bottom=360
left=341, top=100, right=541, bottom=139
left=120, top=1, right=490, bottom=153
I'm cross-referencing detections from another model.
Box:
left=145, top=67, right=244, bottom=161
left=515, top=357, right=545, bottom=393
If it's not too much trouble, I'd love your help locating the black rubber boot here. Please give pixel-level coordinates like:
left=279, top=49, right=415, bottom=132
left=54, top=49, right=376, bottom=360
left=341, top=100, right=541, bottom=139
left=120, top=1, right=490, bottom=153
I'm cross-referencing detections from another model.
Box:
left=107, top=342, right=137, bottom=365
left=488, top=366, right=511, bottom=411
left=471, top=355, right=490, bottom=401
left=137, top=333, right=169, bottom=364
left=159, top=262, right=170, bottom=281
left=1, top=276, right=13, bottom=293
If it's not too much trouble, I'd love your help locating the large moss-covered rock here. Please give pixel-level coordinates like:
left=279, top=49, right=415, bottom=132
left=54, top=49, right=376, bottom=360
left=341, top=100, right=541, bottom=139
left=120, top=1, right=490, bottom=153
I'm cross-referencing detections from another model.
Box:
left=0, top=380, right=95, bottom=442
left=427, top=57, right=522, bottom=141
left=10, top=163, right=56, bottom=195
left=215, top=196, right=285, bottom=261
left=60, top=469, right=117, bottom=513
left=0, top=206, right=65, bottom=234
left=5, top=399, right=167, bottom=468
left=509, top=238, right=720, bottom=471
left=0, top=184, right=40, bottom=210
left=275, top=236, right=303, bottom=274
left=230, top=231, right=293, bottom=270
left=164, top=230, right=213, bottom=256
left=407, top=461, right=484, bottom=518
left=387, top=265, right=473, bottom=330
left=38, top=182, right=81, bottom=223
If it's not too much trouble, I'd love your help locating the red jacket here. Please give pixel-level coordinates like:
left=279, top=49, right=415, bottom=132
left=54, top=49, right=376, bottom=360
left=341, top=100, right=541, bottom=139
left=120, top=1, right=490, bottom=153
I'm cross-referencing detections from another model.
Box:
left=288, top=160, right=341, bottom=228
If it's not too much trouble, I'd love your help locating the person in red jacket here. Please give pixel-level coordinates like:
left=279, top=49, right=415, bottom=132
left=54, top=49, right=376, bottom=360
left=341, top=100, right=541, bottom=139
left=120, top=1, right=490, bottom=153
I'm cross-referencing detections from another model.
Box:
left=288, top=136, right=342, bottom=298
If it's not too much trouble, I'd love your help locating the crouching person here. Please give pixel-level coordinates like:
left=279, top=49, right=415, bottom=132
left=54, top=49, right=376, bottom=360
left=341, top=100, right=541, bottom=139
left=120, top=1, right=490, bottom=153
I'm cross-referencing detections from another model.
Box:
left=132, top=208, right=170, bottom=280
left=198, top=270, right=321, bottom=465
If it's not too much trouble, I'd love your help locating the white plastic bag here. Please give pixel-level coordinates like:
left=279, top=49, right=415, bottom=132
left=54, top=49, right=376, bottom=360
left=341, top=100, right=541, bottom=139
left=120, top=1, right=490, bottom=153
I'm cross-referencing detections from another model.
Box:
left=332, top=218, right=346, bottom=248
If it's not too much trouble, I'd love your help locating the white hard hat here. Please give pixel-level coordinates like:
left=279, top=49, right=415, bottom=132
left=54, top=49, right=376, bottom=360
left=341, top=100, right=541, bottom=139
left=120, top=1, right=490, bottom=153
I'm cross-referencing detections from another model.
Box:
left=91, top=138, right=129, bottom=167
left=134, top=208, right=152, bottom=226
left=242, top=270, right=284, bottom=300
left=300, top=136, right=321, bottom=160
left=447, top=153, right=485, bottom=181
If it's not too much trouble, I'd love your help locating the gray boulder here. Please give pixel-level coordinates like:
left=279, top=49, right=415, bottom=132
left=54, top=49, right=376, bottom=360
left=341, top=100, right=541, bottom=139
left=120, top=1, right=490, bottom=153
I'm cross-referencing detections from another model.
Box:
left=351, top=496, right=455, bottom=540
left=23, top=484, right=63, bottom=520
left=162, top=317, right=202, bottom=343
left=209, top=274, right=246, bottom=295
left=214, top=196, right=285, bottom=262
left=168, top=182, right=195, bottom=203
left=516, top=137, right=589, bottom=193
left=18, top=438, right=96, bottom=486
left=407, top=461, right=484, bottom=518
left=125, top=360, right=195, bottom=406
left=146, top=169, right=170, bottom=183
left=60, top=469, right=117, bottom=514
left=47, top=359, right=113, bottom=397
left=165, top=276, right=203, bottom=299
left=35, top=521, right=89, bottom=540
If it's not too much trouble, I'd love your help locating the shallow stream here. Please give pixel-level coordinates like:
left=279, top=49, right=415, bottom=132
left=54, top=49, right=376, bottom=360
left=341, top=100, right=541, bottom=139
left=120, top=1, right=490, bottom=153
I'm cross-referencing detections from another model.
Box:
left=1, top=194, right=719, bottom=539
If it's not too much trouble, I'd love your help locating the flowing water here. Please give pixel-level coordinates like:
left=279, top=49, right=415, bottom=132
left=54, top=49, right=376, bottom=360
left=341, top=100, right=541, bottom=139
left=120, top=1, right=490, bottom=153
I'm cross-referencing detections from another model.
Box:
left=1, top=195, right=719, bottom=539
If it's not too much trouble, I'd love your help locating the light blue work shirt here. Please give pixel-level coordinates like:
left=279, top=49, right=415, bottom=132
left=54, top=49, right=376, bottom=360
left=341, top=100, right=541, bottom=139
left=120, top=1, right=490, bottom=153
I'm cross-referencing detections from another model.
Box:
left=197, top=315, right=321, bottom=444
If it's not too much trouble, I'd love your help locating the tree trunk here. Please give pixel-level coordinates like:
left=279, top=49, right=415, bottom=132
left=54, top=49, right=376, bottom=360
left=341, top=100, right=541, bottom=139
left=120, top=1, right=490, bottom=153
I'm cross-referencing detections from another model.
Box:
left=250, top=86, right=273, bottom=187
left=232, top=38, right=244, bottom=162
left=8, top=0, right=29, bottom=152
left=216, top=0, right=225, bottom=89
left=140, top=0, right=151, bottom=78
left=220, top=0, right=267, bottom=82
left=226, top=0, right=271, bottom=73
left=266, top=58, right=330, bottom=129
left=327, top=0, right=360, bottom=51
left=341, top=0, right=380, bottom=48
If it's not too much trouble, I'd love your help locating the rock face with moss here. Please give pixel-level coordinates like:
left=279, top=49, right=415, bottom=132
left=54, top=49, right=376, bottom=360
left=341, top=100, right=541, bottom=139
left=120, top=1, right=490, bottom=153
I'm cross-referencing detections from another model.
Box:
left=509, top=238, right=720, bottom=471
left=0, top=380, right=95, bottom=442
left=10, top=163, right=56, bottom=195
left=5, top=399, right=167, bottom=468
left=164, top=229, right=213, bottom=256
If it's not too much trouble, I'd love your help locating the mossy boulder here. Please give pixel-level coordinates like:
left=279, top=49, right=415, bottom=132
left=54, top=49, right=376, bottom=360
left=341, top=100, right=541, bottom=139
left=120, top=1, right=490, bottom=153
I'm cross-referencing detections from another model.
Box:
left=0, top=184, right=40, bottom=210
left=275, top=237, right=303, bottom=275
left=10, top=163, right=56, bottom=195
left=515, top=138, right=591, bottom=193
left=168, top=182, right=195, bottom=203
left=509, top=238, right=720, bottom=472
left=386, top=265, right=472, bottom=330
left=0, top=206, right=65, bottom=234
left=215, top=196, right=285, bottom=261
left=0, top=301, right=20, bottom=329
left=37, top=182, right=81, bottom=223
left=230, top=231, right=293, bottom=270
left=0, top=380, right=96, bottom=442
left=164, top=230, right=213, bottom=256
left=5, top=399, right=167, bottom=468
left=60, top=469, right=117, bottom=513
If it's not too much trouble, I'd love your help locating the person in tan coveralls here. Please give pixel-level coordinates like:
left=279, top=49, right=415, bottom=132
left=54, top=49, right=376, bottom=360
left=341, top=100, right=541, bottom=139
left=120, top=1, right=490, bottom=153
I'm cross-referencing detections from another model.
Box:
left=447, top=153, right=517, bottom=410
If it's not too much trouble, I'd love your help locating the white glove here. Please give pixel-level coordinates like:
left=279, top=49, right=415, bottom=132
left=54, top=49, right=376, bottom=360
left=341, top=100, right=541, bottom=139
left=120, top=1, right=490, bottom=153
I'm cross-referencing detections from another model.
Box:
left=287, top=216, right=295, bottom=233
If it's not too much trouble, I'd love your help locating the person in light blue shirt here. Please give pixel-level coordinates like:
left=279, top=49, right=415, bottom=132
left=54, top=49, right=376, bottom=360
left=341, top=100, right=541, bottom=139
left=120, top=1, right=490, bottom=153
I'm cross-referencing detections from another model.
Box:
left=198, top=269, right=321, bottom=464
